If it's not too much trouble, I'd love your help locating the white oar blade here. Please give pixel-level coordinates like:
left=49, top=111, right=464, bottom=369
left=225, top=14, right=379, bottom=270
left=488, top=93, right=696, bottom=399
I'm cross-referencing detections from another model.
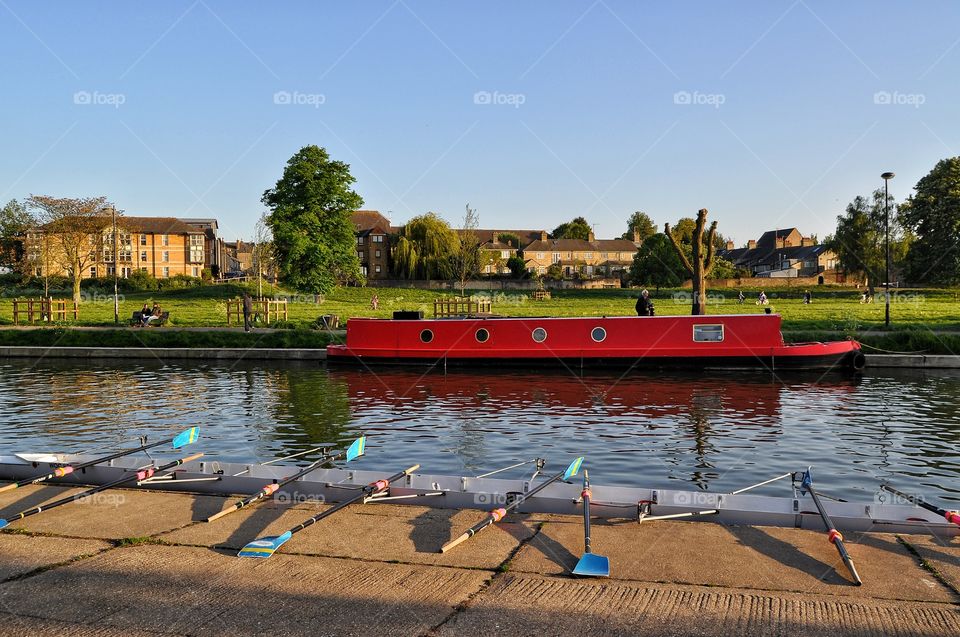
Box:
left=572, top=553, right=609, bottom=577
left=172, top=427, right=200, bottom=449
left=238, top=531, right=292, bottom=558
left=345, top=436, right=365, bottom=462
left=563, top=457, right=584, bottom=481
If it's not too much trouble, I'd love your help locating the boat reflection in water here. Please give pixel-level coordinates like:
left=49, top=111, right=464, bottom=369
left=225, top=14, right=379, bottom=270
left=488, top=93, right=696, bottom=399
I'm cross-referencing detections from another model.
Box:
left=335, top=368, right=861, bottom=494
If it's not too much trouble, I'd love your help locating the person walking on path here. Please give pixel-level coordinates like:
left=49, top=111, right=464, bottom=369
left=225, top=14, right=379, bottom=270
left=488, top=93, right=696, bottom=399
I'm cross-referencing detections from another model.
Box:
left=803, top=290, right=812, bottom=304
left=242, top=292, right=254, bottom=333
left=370, top=294, right=379, bottom=310
left=737, top=290, right=745, bottom=304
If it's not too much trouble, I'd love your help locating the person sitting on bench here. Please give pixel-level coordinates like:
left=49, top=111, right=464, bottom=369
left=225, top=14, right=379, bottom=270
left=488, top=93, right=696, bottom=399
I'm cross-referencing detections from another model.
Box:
left=142, top=303, right=162, bottom=326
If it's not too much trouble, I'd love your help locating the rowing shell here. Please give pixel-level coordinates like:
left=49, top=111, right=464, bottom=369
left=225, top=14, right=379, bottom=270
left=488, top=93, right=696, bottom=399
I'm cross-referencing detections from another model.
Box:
left=0, top=454, right=954, bottom=536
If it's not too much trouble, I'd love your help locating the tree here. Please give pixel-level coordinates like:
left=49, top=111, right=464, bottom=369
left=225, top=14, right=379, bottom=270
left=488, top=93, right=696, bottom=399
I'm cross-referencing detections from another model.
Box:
left=453, top=204, right=481, bottom=294
left=708, top=256, right=736, bottom=279
left=900, top=157, right=960, bottom=285
left=252, top=212, right=274, bottom=299
left=498, top=232, right=521, bottom=248
left=391, top=212, right=459, bottom=280
left=828, top=189, right=909, bottom=292
left=665, top=209, right=718, bottom=315
left=629, top=233, right=684, bottom=292
left=262, top=145, right=364, bottom=294
left=552, top=216, right=591, bottom=240
left=26, top=195, right=114, bottom=303
left=506, top=255, right=528, bottom=278
left=621, top=211, right=656, bottom=242
left=0, top=199, right=34, bottom=269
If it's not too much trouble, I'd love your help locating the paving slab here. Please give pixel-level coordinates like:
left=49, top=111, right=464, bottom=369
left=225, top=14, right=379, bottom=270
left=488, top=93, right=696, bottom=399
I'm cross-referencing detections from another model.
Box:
left=902, top=534, right=960, bottom=593
left=0, top=611, right=172, bottom=636
left=0, top=544, right=489, bottom=637
left=0, top=485, right=227, bottom=539
left=508, top=518, right=957, bottom=602
left=0, top=534, right=110, bottom=581
left=163, top=501, right=535, bottom=569
left=437, top=573, right=960, bottom=637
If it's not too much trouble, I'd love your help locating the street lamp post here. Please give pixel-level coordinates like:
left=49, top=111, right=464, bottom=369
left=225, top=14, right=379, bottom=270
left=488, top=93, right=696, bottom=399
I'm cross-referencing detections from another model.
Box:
left=112, top=206, right=119, bottom=324
left=881, top=172, right=895, bottom=328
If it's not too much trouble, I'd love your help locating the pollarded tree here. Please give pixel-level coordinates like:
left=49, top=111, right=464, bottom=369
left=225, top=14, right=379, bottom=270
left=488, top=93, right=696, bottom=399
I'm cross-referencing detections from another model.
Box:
left=664, top=209, right=717, bottom=315
left=900, top=157, right=960, bottom=285
left=453, top=204, right=481, bottom=295
left=27, top=195, right=114, bottom=303
left=262, top=145, right=364, bottom=294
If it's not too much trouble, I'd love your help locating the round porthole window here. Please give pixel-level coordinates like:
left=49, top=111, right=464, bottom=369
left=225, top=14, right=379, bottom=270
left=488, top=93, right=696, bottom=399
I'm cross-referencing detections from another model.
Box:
left=532, top=327, right=547, bottom=343
left=476, top=328, right=490, bottom=343
left=591, top=327, right=606, bottom=342
left=420, top=329, right=434, bottom=343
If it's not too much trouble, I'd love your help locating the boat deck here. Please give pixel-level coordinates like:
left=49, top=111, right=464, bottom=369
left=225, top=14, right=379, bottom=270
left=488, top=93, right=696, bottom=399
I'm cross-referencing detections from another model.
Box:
left=0, top=483, right=956, bottom=636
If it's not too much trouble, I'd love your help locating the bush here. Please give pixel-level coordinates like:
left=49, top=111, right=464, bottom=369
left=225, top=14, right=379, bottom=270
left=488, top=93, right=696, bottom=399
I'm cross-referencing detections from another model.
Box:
left=126, top=270, right=158, bottom=291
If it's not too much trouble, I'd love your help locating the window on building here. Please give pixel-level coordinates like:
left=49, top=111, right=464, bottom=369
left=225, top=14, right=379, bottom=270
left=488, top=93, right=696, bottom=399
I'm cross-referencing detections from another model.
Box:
left=501, top=250, right=510, bottom=258
left=140, top=235, right=147, bottom=245
left=163, top=251, right=170, bottom=262
left=584, top=252, right=592, bottom=259
left=356, top=251, right=363, bottom=261
left=552, top=253, right=560, bottom=263
left=140, top=267, right=147, bottom=273
left=90, top=267, right=97, bottom=277
left=361, top=265, right=368, bottom=276
left=375, top=250, right=381, bottom=258
left=189, top=234, right=203, bottom=263
left=162, top=235, right=169, bottom=246
left=122, top=267, right=130, bottom=278
left=537, top=252, right=544, bottom=259
left=162, top=267, right=170, bottom=278
left=373, top=235, right=383, bottom=243
left=107, top=265, right=115, bottom=276
left=192, top=266, right=199, bottom=277
left=357, top=236, right=364, bottom=245
left=375, top=265, right=381, bottom=273
left=140, top=251, right=147, bottom=262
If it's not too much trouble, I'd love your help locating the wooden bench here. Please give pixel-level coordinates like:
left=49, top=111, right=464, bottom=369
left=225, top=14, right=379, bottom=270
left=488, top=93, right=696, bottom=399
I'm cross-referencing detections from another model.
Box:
left=131, top=311, right=170, bottom=327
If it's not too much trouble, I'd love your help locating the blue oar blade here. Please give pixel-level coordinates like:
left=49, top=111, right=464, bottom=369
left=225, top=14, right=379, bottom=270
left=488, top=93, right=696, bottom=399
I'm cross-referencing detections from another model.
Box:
left=572, top=552, right=610, bottom=577
left=563, top=457, right=584, bottom=481
left=345, top=436, right=365, bottom=462
left=238, top=531, right=292, bottom=558
left=0, top=519, right=8, bottom=530
left=172, top=427, right=200, bottom=449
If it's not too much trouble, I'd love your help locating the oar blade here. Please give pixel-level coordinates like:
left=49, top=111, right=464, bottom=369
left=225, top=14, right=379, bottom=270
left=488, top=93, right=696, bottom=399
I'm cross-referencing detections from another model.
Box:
left=238, top=531, right=292, bottom=559
left=563, top=456, right=584, bottom=481
left=572, top=552, right=609, bottom=577
left=0, top=519, right=9, bottom=530
left=172, top=427, right=200, bottom=449
left=345, top=436, right=365, bottom=462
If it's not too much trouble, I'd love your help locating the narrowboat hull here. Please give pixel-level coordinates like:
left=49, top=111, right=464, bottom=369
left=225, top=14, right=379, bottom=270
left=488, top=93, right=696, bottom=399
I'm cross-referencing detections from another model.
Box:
left=326, top=314, right=865, bottom=372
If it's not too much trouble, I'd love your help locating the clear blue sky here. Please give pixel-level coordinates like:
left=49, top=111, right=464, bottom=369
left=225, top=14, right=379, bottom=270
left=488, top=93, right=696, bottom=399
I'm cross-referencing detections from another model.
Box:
left=1, top=1, right=957, bottom=245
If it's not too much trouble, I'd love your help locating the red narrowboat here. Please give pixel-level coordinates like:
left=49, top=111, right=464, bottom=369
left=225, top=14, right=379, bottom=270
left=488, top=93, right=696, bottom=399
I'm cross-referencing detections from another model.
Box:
left=326, top=313, right=865, bottom=372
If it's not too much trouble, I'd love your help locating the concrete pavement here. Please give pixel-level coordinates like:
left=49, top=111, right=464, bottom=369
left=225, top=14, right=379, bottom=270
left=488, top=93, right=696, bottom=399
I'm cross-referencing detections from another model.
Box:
left=0, top=483, right=956, bottom=636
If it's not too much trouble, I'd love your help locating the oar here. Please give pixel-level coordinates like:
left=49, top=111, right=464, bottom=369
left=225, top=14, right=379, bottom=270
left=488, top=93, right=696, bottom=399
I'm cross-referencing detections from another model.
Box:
left=881, top=484, right=960, bottom=527
left=572, top=469, right=609, bottom=577
left=207, top=436, right=365, bottom=523
left=800, top=468, right=862, bottom=585
left=0, top=452, right=204, bottom=529
left=0, top=427, right=199, bottom=494
left=238, top=463, right=420, bottom=558
left=640, top=472, right=795, bottom=522
left=441, top=456, right=583, bottom=554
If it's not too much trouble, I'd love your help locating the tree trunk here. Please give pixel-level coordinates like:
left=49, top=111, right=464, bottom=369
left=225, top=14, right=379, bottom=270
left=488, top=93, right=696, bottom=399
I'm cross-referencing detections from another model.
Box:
left=73, top=271, right=81, bottom=304
left=692, top=273, right=705, bottom=315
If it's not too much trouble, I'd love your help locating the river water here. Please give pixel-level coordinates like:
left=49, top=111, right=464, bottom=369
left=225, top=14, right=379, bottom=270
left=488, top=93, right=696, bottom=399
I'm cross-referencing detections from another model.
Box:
left=0, top=359, right=957, bottom=504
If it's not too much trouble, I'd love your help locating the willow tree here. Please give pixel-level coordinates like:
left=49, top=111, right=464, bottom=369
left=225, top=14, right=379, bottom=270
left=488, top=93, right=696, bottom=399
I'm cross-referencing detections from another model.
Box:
left=391, top=212, right=458, bottom=280
left=665, top=208, right=717, bottom=315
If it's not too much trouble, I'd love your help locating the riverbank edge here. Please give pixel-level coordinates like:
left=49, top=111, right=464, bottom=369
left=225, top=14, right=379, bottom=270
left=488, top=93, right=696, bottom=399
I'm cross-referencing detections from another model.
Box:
left=1, top=346, right=959, bottom=368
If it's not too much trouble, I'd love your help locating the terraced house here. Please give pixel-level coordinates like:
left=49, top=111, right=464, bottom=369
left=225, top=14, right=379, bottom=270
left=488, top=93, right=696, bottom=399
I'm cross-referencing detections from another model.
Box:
left=521, top=231, right=637, bottom=277
left=26, top=216, right=208, bottom=279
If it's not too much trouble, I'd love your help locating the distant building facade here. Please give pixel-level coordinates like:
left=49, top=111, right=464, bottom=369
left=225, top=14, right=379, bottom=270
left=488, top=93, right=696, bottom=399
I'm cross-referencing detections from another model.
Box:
left=521, top=231, right=637, bottom=277
left=718, top=228, right=837, bottom=278
left=351, top=210, right=392, bottom=279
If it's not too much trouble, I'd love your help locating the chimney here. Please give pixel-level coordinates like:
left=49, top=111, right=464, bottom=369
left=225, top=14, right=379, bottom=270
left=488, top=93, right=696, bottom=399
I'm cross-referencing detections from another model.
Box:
left=725, top=240, right=734, bottom=250
left=632, top=229, right=640, bottom=243
left=588, top=231, right=595, bottom=242
left=540, top=230, right=548, bottom=241
left=747, top=239, right=757, bottom=250
left=493, top=231, right=498, bottom=243
left=800, top=237, right=810, bottom=247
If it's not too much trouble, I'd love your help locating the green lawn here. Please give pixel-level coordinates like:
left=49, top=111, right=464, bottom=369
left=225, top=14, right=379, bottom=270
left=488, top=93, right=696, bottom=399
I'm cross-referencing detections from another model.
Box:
left=1, top=282, right=958, bottom=335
